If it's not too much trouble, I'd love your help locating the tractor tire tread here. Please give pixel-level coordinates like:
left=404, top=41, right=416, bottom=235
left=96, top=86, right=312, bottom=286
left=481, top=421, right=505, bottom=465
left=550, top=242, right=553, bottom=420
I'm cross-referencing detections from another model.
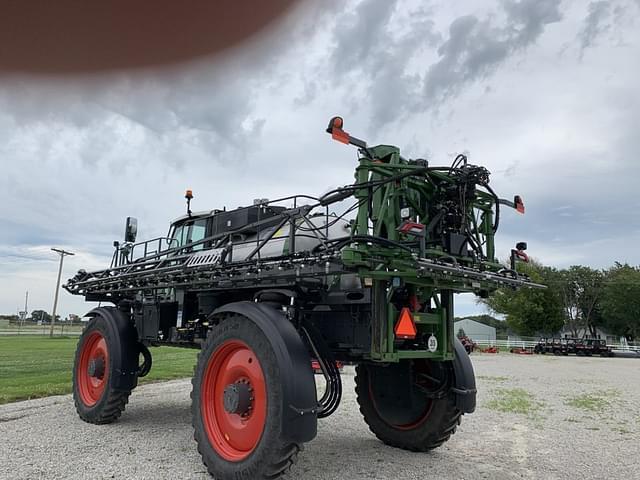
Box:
left=72, top=314, right=136, bottom=425
left=191, top=315, right=302, bottom=480
left=73, top=388, right=130, bottom=424
left=355, top=365, right=462, bottom=452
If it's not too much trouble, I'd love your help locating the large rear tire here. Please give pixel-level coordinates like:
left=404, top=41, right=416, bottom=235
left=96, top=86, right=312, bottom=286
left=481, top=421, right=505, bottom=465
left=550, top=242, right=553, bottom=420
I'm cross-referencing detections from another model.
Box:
left=355, top=360, right=461, bottom=451
left=191, top=315, right=302, bottom=480
left=72, top=315, right=132, bottom=424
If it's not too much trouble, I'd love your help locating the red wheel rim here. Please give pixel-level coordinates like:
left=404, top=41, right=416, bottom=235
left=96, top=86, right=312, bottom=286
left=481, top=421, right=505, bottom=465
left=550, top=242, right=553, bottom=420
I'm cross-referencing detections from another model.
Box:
left=201, top=340, right=267, bottom=462
left=77, top=331, right=109, bottom=407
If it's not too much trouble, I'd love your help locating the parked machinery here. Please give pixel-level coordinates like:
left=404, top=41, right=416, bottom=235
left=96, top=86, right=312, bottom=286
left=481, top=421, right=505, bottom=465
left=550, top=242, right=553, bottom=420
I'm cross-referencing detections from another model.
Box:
left=534, top=337, right=613, bottom=357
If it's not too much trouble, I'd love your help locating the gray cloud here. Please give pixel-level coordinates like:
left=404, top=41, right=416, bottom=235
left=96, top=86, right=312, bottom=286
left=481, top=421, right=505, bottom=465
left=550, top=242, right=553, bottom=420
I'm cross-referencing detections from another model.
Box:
left=578, top=1, right=611, bottom=57
left=424, top=0, right=562, bottom=104
left=322, top=1, right=442, bottom=130
left=317, top=0, right=563, bottom=130
left=0, top=71, right=257, bottom=174
left=574, top=0, right=640, bottom=59
left=330, top=0, right=398, bottom=75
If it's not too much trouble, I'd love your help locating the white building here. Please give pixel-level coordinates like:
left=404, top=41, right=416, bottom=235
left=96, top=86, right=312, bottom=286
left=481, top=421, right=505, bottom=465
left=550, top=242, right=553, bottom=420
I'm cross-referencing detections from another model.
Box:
left=454, top=319, right=496, bottom=343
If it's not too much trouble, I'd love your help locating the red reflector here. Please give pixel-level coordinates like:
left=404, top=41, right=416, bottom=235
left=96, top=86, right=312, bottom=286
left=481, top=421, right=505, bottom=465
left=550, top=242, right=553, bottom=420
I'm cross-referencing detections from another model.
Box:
left=398, top=221, right=425, bottom=234
left=331, top=129, right=350, bottom=144
left=394, top=307, right=417, bottom=340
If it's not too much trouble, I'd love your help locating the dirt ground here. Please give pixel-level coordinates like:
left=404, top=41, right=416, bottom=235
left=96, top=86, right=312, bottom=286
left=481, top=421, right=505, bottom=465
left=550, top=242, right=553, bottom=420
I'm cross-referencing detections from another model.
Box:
left=1, top=354, right=638, bottom=479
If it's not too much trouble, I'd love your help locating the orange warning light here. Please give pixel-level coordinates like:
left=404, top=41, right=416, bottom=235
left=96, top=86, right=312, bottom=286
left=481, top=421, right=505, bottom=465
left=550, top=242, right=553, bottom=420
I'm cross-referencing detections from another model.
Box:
left=394, top=307, right=417, bottom=340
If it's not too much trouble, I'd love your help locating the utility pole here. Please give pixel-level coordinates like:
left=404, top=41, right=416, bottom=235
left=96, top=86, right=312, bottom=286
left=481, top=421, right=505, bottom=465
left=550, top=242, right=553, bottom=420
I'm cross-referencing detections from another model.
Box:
left=23, top=291, right=28, bottom=328
left=18, top=291, right=28, bottom=335
left=50, top=248, right=74, bottom=338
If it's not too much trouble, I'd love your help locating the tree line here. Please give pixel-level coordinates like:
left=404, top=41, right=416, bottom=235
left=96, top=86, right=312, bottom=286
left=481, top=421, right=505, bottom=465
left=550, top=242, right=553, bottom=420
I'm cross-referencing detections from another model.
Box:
left=481, top=261, right=640, bottom=340
left=3, top=310, right=63, bottom=324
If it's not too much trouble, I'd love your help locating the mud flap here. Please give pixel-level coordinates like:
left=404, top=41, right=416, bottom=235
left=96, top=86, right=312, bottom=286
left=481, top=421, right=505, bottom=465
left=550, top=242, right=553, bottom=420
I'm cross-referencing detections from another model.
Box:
left=84, top=306, right=140, bottom=392
left=211, top=301, right=318, bottom=444
left=452, top=337, right=477, bottom=413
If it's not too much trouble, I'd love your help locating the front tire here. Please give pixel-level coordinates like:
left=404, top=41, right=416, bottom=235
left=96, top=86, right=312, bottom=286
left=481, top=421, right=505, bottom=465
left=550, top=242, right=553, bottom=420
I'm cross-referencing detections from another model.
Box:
left=355, top=360, right=461, bottom=452
left=191, top=315, right=301, bottom=480
left=72, top=316, right=132, bottom=424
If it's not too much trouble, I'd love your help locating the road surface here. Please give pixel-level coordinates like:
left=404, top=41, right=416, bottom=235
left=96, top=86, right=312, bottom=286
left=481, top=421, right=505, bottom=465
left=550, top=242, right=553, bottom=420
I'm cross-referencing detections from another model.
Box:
left=1, top=355, right=638, bottom=479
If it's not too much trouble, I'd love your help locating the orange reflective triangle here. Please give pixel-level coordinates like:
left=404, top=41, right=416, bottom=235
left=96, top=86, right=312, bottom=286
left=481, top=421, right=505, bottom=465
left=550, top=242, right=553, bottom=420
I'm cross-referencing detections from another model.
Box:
left=394, top=307, right=417, bottom=339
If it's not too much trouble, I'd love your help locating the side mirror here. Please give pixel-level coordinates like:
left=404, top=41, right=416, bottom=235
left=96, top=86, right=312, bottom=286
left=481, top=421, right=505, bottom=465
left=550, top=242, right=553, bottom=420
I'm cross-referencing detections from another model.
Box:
left=125, top=217, right=138, bottom=243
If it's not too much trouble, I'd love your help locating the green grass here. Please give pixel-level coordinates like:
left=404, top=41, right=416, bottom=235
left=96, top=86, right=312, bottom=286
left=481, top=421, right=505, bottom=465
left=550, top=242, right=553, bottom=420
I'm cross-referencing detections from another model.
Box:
left=0, top=336, right=197, bottom=404
left=486, top=388, right=545, bottom=417
left=565, top=390, right=620, bottom=412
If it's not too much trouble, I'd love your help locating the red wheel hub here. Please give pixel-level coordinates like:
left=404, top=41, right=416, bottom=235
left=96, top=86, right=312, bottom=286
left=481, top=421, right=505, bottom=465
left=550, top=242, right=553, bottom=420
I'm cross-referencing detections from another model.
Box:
left=77, top=331, right=109, bottom=407
left=201, top=340, right=267, bottom=462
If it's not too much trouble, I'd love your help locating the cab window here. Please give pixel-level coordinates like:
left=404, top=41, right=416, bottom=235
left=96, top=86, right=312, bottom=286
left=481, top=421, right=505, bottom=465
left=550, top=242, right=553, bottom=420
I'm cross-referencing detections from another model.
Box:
left=170, top=224, right=187, bottom=248
left=190, top=219, right=207, bottom=250
left=170, top=218, right=208, bottom=250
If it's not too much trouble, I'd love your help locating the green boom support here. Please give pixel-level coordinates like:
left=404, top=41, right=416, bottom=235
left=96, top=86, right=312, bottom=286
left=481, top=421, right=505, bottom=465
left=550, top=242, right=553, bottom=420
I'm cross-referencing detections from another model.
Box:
left=332, top=139, right=536, bottom=362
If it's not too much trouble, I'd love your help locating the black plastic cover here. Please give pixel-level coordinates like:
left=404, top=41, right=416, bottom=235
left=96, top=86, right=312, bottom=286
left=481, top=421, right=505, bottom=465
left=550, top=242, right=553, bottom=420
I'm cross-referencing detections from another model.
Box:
left=452, top=337, right=477, bottom=413
left=211, top=205, right=286, bottom=235
left=211, top=301, right=318, bottom=443
left=85, top=306, right=140, bottom=391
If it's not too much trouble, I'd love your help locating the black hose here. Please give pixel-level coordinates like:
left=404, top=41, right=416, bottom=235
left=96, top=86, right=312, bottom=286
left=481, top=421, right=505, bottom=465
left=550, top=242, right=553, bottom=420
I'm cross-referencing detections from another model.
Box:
left=137, top=342, right=153, bottom=377
left=312, top=235, right=414, bottom=254
left=314, top=165, right=454, bottom=207
left=301, top=320, right=342, bottom=419
left=482, top=183, right=500, bottom=233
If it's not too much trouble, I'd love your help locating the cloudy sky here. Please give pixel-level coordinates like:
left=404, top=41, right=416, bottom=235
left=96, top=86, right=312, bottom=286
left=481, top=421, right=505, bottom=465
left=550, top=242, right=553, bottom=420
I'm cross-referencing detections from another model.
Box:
left=1, top=0, right=639, bottom=318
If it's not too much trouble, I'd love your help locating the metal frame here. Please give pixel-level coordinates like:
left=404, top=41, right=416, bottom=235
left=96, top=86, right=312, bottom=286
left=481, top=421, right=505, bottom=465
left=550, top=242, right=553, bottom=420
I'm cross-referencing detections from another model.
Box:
left=66, top=140, right=543, bottom=364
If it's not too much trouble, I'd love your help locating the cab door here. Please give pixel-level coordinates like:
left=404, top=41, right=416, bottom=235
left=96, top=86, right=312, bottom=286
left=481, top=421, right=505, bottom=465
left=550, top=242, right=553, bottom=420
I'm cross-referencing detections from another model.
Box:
left=169, top=217, right=210, bottom=250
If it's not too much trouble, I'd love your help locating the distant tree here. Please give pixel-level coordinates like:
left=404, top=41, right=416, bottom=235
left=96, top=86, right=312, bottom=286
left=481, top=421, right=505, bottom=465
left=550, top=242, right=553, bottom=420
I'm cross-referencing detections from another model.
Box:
left=559, top=266, right=605, bottom=337
left=600, top=263, right=640, bottom=340
left=481, top=260, right=565, bottom=336
left=31, top=310, right=51, bottom=323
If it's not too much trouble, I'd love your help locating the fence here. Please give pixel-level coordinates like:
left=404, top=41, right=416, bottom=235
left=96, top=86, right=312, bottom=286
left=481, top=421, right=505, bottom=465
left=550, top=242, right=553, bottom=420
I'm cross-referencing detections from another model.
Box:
left=0, top=321, right=83, bottom=336
left=2, top=321, right=639, bottom=353
left=473, top=337, right=640, bottom=353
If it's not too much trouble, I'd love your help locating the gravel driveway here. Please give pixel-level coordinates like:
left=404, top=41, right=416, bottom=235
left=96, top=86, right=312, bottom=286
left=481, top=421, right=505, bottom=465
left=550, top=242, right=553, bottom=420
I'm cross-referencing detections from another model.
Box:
left=1, top=354, right=638, bottom=479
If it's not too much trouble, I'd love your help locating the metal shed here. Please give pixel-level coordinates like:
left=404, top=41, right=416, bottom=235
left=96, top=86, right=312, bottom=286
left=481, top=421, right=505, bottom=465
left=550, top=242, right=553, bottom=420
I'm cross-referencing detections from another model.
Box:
left=454, top=319, right=496, bottom=343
